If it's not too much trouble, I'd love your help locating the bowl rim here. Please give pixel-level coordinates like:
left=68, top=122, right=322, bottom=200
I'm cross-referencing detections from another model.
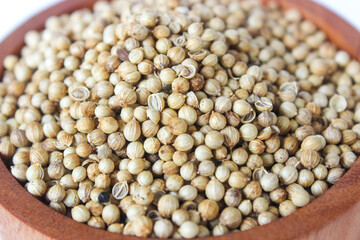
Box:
left=0, top=0, right=360, bottom=239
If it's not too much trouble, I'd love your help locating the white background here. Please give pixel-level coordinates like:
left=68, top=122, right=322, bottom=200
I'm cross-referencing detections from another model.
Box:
left=0, top=0, right=359, bottom=42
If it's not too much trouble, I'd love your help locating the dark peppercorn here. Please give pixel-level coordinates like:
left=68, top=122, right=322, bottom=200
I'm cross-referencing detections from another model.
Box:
left=98, top=192, right=110, bottom=204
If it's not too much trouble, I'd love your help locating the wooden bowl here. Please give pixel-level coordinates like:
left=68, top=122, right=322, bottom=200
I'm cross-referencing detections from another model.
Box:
left=1, top=0, right=360, bottom=239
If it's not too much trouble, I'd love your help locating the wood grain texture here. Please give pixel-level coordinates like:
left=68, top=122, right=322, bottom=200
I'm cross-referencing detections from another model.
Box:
left=0, top=0, right=360, bottom=239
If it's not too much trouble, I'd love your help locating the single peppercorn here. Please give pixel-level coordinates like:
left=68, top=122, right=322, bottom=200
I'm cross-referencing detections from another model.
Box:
left=98, top=192, right=111, bottom=204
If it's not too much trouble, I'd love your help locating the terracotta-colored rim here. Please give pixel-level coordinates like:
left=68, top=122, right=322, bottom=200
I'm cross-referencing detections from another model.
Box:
left=0, top=0, right=360, bottom=240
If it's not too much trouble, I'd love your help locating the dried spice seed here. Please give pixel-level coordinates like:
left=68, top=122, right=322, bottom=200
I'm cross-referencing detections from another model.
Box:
left=112, top=181, right=129, bottom=200
left=117, top=49, right=129, bottom=61
left=2, top=0, right=359, bottom=237
left=98, top=192, right=111, bottom=205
